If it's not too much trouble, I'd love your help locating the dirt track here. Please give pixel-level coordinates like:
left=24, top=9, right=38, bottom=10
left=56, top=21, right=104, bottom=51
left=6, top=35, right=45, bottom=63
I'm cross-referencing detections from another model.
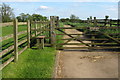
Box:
left=55, top=25, right=119, bottom=78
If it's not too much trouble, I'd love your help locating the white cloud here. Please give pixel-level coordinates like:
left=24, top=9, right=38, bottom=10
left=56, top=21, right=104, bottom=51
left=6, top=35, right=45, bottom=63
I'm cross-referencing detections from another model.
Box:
left=40, top=6, right=49, bottom=9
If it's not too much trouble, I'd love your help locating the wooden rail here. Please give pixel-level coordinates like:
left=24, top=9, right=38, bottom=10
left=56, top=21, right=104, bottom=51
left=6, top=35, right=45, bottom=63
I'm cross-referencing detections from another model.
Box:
left=0, top=22, right=27, bottom=27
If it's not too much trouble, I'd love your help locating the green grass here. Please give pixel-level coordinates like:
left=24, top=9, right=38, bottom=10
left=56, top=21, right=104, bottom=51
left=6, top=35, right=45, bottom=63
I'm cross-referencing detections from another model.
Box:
left=2, top=25, right=27, bottom=37
left=2, top=47, right=56, bottom=78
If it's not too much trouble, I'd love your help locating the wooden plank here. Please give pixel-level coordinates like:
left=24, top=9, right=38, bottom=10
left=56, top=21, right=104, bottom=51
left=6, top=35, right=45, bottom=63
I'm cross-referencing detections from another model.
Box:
left=18, top=46, right=27, bottom=55
left=0, top=56, right=14, bottom=70
left=0, top=31, right=27, bottom=42
left=57, top=47, right=120, bottom=50
left=18, top=39, right=27, bottom=45
left=13, top=19, right=18, bottom=62
left=57, top=38, right=120, bottom=41
left=0, top=22, right=27, bottom=27
left=55, top=26, right=120, bottom=29
left=56, top=33, right=120, bottom=36
left=56, top=34, right=83, bottom=35
left=99, top=31, right=120, bottom=45
left=0, top=45, right=14, bottom=57
left=32, top=21, right=50, bottom=24
left=56, top=43, right=118, bottom=45
left=55, top=27, right=87, bottom=29
left=0, top=38, right=27, bottom=57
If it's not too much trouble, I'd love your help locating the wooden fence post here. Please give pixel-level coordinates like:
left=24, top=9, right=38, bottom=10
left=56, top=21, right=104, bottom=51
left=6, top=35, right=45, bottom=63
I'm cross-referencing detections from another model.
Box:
left=90, top=16, right=92, bottom=24
left=35, top=20, right=37, bottom=36
left=30, top=20, right=32, bottom=38
left=117, top=19, right=120, bottom=27
left=50, top=16, right=56, bottom=48
left=104, top=16, right=109, bottom=27
left=94, top=17, right=97, bottom=27
left=110, top=19, right=112, bottom=27
left=56, top=16, right=59, bottom=27
left=13, top=19, right=18, bottom=62
left=87, top=18, right=90, bottom=24
left=27, top=20, right=31, bottom=48
left=91, top=17, right=97, bottom=47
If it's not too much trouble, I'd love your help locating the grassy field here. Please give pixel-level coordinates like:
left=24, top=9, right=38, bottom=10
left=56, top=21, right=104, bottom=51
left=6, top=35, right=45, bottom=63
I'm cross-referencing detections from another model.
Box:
left=65, top=22, right=120, bottom=35
left=2, top=47, right=56, bottom=78
left=2, top=25, right=27, bottom=37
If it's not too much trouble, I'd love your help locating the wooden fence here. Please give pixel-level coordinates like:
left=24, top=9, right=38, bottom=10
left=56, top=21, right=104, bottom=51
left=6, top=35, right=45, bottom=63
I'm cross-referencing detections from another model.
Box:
left=85, top=16, right=120, bottom=27
left=0, top=16, right=59, bottom=70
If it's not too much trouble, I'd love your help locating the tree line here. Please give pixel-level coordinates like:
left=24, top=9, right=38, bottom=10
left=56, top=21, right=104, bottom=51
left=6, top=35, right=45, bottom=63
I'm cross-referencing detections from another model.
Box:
left=0, top=3, right=48, bottom=23
left=0, top=3, right=83, bottom=23
left=60, top=14, right=84, bottom=23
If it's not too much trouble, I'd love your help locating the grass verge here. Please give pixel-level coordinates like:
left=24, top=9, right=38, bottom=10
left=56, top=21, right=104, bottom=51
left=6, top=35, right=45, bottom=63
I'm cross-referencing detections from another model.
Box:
left=2, top=47, right=56, bottom=78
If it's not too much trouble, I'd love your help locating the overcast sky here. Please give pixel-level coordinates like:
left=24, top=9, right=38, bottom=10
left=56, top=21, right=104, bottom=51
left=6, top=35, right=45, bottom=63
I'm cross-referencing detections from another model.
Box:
left=0, top=0, right=119, bottom=19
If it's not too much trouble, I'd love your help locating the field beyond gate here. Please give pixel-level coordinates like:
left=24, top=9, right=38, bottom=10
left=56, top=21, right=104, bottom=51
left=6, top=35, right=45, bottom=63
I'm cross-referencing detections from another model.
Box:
left=54, top=16, right=120, bottom=51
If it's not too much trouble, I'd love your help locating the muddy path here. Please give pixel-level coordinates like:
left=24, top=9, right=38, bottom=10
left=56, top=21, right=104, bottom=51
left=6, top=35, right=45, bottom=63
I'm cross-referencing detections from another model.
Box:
left=54, top=25, right=119, bottom=78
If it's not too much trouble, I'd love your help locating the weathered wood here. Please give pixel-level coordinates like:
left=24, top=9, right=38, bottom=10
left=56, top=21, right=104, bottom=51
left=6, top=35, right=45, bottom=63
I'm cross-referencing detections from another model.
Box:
left=36, top=36, right=45, bottom=49
left=0, top=31, right=27, bottom=42
left=18, top=46, right=27, bottom=55
left=1, top=38, right=27, bottom=57
left=0, top=46, right=27, bottom=70
left=27, top=20, right=31, bottom=48
left=117, top=19, right=120, bottom=27
left=94, top=17, right=97, bottom=27
left=13, top=19, right=18, bottom=62
left=55, top=26, right=120, bottom=29
left=56, top=16, right=59, bottom=27
left=104, top=16, right=109, bottom=27
left=18, top=39, right=27, bottom=45
left=0, top=22, right=27, bottom=27
left=58, top=45, right=120, bottom=49
left=35, top=20, right=38, bottom=36
left=57, top=38, right=120, bottom=41
left=55, top=27, right=87, bottom=29
left=91, top=36, right=95, bottom=47
left=87, top=18, right=90, bottom=24
left=109, top=19, right=112, bottom=27
left=57, top=29, right=91, bottom=47
left=0, top=45, right=14, bottom=57
left=0, top=56, right=14, bottom=70
left=56, top=43, right=118, bottom=45
left=99, top=31, right=120, bottom=45
left=50, top=16, right=56, bottom=48
left=31, top=21, right=50, bottom=24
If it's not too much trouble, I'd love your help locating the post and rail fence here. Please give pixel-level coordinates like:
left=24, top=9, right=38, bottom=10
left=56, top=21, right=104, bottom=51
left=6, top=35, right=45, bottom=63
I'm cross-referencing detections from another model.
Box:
left=0, top=16, right=59, bottom=70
